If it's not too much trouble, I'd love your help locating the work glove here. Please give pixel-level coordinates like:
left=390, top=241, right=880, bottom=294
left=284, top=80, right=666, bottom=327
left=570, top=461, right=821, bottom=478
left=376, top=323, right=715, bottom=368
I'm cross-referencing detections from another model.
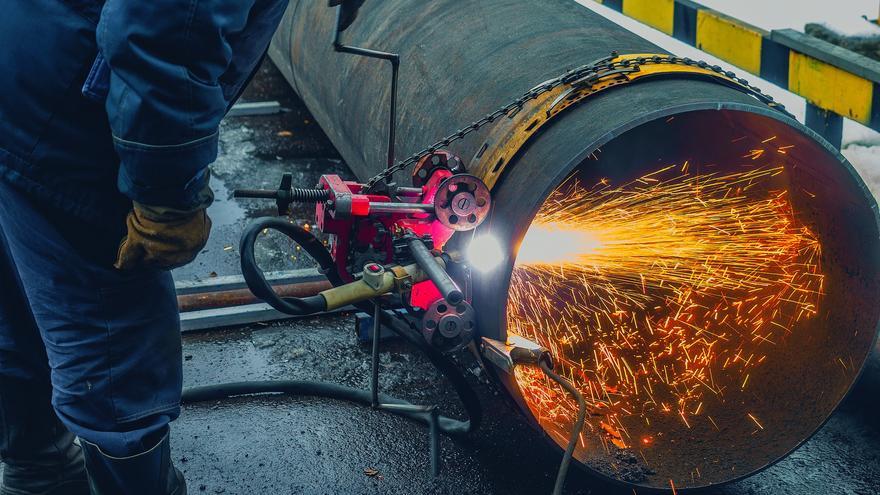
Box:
left=114, top=186, right=214, bottom=271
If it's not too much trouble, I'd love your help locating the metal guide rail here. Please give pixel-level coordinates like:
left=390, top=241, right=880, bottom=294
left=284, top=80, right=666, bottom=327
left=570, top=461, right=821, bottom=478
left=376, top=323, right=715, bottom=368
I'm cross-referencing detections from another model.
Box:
left=591, top=0, right=880, bottom=148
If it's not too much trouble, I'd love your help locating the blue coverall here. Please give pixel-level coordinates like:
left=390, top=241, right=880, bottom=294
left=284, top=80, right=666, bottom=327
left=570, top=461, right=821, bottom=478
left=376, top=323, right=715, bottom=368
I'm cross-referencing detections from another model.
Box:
left=0, top=0, right=287, bottom=490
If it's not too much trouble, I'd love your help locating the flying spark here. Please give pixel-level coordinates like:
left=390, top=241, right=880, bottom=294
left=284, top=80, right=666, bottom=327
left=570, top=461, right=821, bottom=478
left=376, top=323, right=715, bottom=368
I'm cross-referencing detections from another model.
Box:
left=508, top=155, right=823, bottom=458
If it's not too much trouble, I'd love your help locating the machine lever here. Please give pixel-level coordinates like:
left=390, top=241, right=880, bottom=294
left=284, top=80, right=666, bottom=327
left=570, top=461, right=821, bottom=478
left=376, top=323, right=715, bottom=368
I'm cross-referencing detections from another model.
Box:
left=408, top=237, right=463, bottom=304
left=233, top=173, right=330, bottom=215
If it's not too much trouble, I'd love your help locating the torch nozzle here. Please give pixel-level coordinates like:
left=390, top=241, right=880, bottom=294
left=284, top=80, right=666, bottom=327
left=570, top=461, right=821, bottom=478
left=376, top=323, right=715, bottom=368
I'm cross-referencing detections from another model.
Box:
left=479, top=334, right=582, bottom=495
left=480, top=335, right=553, bottom=374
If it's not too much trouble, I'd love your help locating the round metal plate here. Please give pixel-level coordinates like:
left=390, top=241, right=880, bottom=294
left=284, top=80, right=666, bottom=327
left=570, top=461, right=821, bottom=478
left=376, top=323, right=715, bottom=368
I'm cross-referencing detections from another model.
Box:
left=434, top=174, right=491, bottom=231
left=422, top=299, right=477, bottom=353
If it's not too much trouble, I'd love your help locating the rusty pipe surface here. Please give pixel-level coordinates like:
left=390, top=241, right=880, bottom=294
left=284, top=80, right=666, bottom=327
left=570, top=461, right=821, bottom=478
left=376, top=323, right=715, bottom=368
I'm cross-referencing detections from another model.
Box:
left=268, top=0, right=880, bottom=491
left=177, top=280, right=332, bottom=312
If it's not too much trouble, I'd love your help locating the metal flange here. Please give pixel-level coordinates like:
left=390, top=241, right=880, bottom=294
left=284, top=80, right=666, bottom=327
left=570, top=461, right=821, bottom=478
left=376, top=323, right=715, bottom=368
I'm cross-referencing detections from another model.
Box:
left=433, top=174, right=491, bottom=231
left=422, top=299, right=476, bottom=353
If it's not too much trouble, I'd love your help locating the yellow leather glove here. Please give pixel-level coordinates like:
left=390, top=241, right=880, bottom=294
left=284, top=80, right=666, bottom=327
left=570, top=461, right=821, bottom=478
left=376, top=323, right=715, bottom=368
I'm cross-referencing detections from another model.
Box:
left=114, top=203, right=212, bottom=271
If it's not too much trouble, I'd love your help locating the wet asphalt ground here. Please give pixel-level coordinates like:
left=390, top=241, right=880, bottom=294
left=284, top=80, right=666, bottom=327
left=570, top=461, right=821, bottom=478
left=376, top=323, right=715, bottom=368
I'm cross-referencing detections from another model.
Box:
left=171, top=61, right=880, bottom=494
left=176, top=314, right=880, bottom=495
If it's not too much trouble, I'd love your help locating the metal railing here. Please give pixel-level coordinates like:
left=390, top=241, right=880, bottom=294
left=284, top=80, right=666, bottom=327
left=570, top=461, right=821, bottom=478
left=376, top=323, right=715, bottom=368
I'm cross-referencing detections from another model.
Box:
left=592, top=0, right=880, bottom=148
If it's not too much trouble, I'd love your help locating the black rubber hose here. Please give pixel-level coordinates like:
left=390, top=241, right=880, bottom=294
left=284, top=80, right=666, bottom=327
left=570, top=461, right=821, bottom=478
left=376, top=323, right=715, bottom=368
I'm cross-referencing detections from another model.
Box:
left=181, top=302, right=481, bottom=437
left=239, top=217, right=344, bottom=315
left=540, top=360, right=587, bottom=495
left=182, top=380, right=451, bottom=431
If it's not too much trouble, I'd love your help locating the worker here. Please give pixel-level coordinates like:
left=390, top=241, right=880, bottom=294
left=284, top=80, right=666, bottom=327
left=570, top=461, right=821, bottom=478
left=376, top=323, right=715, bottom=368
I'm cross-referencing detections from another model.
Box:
left=0, top=1, right=288, bottom=493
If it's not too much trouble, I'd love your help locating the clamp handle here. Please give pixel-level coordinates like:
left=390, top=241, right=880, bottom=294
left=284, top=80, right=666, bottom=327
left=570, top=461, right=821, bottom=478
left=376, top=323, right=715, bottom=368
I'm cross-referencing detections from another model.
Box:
left=234, top=173, right=330, bottom=215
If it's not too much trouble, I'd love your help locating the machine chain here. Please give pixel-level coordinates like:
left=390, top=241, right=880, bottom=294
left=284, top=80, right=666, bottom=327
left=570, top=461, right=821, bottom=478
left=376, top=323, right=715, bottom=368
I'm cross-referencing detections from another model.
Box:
left=363, top=52, right=787, bottom=192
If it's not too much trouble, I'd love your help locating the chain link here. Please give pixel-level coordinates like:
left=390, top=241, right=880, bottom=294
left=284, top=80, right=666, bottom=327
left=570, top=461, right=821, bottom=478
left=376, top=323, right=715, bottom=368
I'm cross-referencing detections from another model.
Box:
left=364, top=53, right=786, bottom=191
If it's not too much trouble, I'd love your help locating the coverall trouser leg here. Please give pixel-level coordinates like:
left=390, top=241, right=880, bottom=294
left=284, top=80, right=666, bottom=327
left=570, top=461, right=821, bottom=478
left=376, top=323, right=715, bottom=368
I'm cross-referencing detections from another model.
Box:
left=0, top=208, right=88, bottom=495
left=0, top=180, right=184, bottom=494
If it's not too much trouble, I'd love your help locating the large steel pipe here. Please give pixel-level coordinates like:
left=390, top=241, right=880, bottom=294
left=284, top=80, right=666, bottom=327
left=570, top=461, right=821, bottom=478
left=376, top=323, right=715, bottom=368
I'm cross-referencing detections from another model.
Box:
left=268, top=0, right=880, bottom=491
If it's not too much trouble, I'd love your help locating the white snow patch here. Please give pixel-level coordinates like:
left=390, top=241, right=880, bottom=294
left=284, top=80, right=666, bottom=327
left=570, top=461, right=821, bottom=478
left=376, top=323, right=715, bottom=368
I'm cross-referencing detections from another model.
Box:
left=843, top=144, right=880, bottom=200
left=811, top=20, right=880, bottom=38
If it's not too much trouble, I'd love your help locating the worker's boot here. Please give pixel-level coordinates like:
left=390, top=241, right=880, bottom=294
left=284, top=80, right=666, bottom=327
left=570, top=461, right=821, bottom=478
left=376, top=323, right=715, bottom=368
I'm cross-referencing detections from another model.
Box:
left=0, top=377, right=89, bottom=495
left=80, top=427, right=186, bottom=495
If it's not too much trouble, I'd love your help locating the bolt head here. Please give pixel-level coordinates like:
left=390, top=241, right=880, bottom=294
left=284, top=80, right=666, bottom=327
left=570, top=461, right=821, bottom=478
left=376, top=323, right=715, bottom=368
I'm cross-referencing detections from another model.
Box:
left=438, top=314, right=463, bottom=338
left=451, top=192, right=477, bottom=216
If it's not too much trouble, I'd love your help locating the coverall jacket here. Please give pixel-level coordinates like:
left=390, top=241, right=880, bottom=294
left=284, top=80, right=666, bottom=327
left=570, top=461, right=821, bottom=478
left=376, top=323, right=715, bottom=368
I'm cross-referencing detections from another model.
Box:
left=0, top=0, right=288, bottom=462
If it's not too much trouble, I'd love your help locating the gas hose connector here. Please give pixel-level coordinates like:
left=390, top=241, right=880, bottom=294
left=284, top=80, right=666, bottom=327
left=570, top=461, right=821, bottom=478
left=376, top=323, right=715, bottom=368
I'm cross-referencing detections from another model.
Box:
left=480, top=335, right=553, bottom=374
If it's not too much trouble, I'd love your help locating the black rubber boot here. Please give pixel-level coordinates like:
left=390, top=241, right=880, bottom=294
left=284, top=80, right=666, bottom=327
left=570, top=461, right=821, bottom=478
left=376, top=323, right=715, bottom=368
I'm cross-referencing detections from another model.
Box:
left=81, top=427, right=186, bottom=495
left=0, top=377, right=89, bottom=495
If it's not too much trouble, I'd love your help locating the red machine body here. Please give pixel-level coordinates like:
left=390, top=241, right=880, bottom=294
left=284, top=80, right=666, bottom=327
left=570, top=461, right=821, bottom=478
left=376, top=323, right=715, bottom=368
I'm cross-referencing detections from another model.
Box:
left=234, top=150, right=488, bottom=350
left=315, top=169, right=455, bottom=310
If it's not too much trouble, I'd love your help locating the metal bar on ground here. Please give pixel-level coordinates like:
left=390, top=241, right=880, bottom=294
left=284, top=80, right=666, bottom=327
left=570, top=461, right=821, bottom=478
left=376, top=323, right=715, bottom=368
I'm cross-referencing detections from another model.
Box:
left=175, top=269, right=338, bottom=331
left=175, top=268, right=325, bottom=295
left=227, top=101, right=283, bottom=117
left=180, top=303, right=353, bottom=333
left=180, top=303, right=293, bottom=332
left=177, top=280, right=332, bottom=312
left=178, top=273, right=416, bottom=331
left=589, top=0, right=880, bottom=141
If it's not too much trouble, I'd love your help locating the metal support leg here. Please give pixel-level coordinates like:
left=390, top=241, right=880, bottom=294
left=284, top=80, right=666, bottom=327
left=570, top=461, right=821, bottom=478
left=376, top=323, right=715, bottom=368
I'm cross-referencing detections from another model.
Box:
left=428, top=406, right=441, bottom=477
left=370, top=303, right=381, bottom=408
left=381, top=403, right=443, bottom=477
left=366, top=307, right=447, bottom=477
left=805, top=103, right=843, bottom=150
